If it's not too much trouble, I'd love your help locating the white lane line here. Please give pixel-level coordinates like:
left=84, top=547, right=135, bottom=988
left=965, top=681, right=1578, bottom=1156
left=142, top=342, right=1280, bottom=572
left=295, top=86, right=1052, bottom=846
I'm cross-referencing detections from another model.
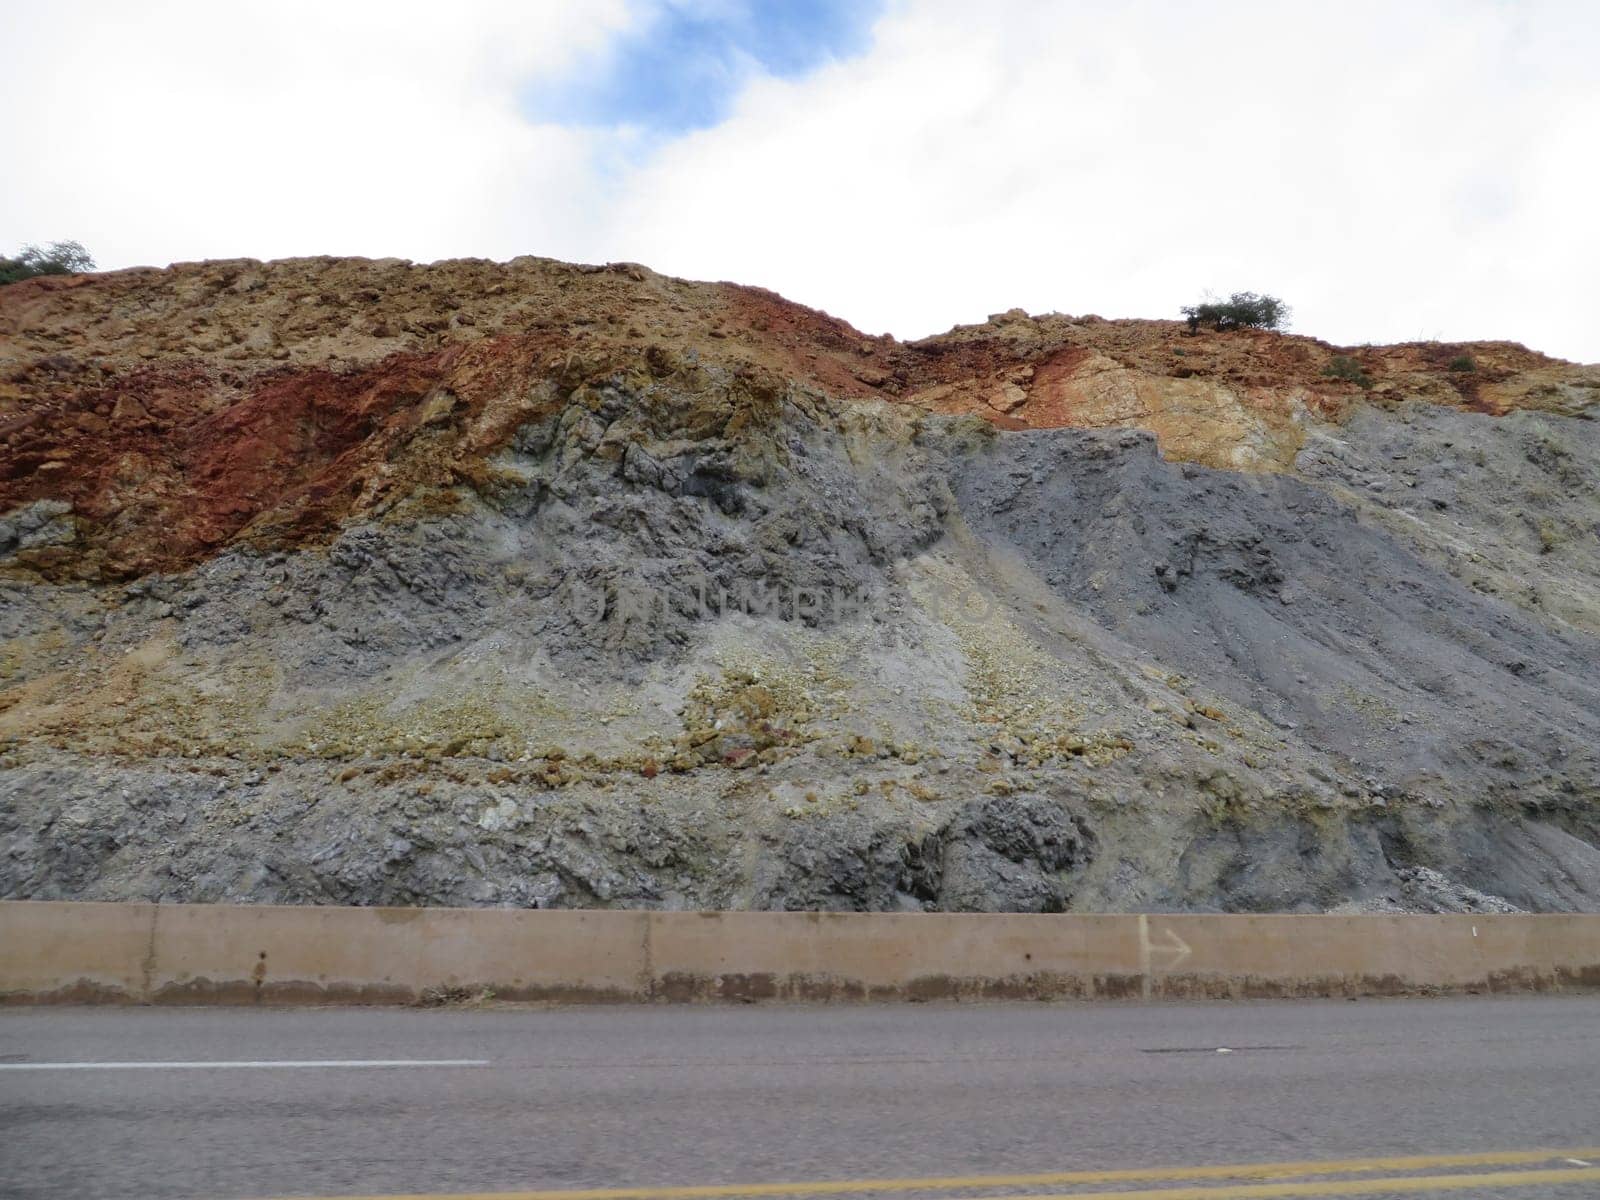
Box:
left=0, top=1059, right=490, bottom=1071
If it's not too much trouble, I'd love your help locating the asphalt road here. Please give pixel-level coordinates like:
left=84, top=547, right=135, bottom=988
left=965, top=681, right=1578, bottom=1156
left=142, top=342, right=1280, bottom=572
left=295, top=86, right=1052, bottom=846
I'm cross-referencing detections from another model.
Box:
left=2, top=997, right=1599, bottom=1200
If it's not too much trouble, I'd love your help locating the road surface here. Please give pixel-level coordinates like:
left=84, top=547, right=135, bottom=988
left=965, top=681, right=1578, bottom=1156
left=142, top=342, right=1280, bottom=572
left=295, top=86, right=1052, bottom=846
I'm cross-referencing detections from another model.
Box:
left=2, top=996, right=1599, bottom=1199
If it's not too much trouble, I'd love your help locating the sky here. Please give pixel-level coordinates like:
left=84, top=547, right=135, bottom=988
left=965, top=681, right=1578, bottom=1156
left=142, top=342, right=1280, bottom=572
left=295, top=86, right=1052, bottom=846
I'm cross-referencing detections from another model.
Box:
left=2, top=0, right=1597, bottom=362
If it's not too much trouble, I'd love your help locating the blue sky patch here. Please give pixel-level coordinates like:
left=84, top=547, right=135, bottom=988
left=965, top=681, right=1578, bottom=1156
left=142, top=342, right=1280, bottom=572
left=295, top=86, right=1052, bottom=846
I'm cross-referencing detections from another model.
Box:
left=529, top=1, right=882, bottom=135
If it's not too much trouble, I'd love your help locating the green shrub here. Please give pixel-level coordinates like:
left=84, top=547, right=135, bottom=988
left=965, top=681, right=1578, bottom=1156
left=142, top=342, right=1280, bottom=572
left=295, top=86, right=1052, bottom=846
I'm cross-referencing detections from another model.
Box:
left=1447, top=354, right=1476, bottom=373
left=1181, top=292, right=1289, bottom=332
left=1537, top=519, right=1561, bottom=555
left=1321, top=355, right=1373, bottom=388
left=0, top=241, right=95, bottom=285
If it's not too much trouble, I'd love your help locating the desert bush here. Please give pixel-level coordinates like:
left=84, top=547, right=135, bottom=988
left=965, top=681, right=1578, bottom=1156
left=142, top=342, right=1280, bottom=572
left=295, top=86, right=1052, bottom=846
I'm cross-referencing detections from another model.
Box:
left=1448, top=354, right=1476, bottom=373
left=0, top=241, right=95, bottom=285
left=1321, top=355, right=1373, bottom=388
left=1181, top=292, right=1289, bottom=332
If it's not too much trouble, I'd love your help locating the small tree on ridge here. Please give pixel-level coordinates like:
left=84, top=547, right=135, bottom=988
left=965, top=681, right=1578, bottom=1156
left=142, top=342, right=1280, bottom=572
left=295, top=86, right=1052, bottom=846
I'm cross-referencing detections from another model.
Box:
left=0, top=241, right=96, bottom=285
left=1181, top=292, right=1289, bottom=333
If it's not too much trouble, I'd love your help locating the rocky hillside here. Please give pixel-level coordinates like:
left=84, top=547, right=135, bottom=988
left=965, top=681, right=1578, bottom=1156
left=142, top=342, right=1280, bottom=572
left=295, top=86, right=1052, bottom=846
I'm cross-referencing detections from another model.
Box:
left=2, top=256, right=1598, bottom=913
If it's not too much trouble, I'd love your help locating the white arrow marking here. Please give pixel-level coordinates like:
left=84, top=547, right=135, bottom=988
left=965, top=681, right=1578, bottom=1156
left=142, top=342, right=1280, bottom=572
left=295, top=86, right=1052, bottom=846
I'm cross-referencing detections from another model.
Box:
left=1137, top=915, right=1193, bottom=999
left=1149, top=926, right=1192, bottom=969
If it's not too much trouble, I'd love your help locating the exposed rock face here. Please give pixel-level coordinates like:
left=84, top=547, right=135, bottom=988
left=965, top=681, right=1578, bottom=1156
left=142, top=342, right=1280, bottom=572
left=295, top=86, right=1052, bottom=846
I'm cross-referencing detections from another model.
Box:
left=2, top=256, right=1598, bottom=913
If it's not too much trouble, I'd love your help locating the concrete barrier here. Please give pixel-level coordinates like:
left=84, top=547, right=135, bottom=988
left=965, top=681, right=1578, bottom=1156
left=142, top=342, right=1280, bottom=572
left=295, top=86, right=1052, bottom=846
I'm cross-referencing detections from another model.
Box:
left=3, top=901, right=1600, bottom=1005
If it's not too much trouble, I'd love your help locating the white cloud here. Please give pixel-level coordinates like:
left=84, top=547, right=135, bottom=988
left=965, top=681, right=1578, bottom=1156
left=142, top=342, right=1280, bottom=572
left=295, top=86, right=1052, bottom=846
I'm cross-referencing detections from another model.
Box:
left=3, top=0, right=1597, bottom=361
left=0, top=0, right=635, bottom=268
left=606, top=0, right=1600, bottom=360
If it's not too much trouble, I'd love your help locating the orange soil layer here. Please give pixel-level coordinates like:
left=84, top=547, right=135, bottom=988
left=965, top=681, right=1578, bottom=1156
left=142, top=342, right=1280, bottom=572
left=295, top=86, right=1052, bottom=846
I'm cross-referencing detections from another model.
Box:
left=2, top=255, right=1594, bottom=578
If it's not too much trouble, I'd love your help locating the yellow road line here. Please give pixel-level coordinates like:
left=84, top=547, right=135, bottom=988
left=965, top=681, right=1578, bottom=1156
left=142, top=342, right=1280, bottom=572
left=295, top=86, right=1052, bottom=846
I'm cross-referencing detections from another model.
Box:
left=261, top=1149, right=1600, bottom=1200
left=977, top=1166, right=1600, bottom=1199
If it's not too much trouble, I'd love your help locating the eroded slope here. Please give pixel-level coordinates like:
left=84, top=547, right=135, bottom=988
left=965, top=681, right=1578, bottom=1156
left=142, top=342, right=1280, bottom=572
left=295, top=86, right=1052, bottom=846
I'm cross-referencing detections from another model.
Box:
left=2, top=256, right=1598, bottom=912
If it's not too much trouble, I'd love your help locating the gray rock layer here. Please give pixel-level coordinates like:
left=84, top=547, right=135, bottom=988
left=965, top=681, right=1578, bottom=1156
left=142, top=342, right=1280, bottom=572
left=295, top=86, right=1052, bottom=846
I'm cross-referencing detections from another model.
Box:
left=2, top=374, right=1598, bottom=913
